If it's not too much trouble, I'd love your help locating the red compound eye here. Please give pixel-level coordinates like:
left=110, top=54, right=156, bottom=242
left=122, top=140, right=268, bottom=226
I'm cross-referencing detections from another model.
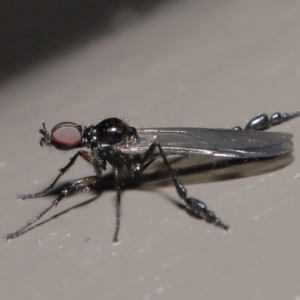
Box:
left=50, top=122, right=82, bottom=149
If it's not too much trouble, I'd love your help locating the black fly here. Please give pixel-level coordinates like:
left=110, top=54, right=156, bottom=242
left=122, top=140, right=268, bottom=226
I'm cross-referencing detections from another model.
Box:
left=6, top=111, right=299, bottom=242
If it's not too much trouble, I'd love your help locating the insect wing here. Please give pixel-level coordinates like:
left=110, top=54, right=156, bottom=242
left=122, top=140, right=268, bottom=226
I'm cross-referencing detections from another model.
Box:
left=131, top=127, right=293, bottom=158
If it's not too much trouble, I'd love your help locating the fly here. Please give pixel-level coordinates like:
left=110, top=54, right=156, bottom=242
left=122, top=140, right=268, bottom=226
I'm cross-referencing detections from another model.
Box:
left=6, top=111, right=299, bottom=243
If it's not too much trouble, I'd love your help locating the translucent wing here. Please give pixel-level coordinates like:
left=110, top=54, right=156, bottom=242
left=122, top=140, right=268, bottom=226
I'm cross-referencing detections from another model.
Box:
left=122, top=127, right=293, bottom=158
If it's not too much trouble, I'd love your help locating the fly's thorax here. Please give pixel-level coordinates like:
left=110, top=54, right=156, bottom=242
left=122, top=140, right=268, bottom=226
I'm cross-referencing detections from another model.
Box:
left=95, top=118, right=138, bottom=145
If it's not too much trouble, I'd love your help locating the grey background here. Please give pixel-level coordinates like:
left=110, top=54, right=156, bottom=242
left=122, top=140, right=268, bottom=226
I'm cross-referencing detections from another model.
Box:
left=1, top=1, right=300, bottom=299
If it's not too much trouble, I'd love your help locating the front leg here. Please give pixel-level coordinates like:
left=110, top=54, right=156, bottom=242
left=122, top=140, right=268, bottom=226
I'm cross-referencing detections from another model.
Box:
left=20, top=150, right=93, bottom=199
left=7, top=176, right=99, bottom=240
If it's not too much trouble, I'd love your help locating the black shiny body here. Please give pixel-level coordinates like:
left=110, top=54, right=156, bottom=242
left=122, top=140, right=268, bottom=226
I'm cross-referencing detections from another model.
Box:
left=6, top=111, right=299, bottom=242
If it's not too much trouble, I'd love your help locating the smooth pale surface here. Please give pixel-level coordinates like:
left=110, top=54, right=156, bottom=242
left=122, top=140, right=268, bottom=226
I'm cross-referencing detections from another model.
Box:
left=1, top=1, right=300, bottom=300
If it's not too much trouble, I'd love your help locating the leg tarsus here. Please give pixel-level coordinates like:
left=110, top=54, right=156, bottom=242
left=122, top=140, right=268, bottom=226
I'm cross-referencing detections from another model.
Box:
left=140, top=141, right=228, bottom=231
left=6, top=194, right=65, bottom=240
left=6, top=176, right=98, bottom=240
left=244, top=111, right=300, bottom=131
left=185, top=198, right=229, bottom=231
left=19, top=150, right=92, bottom=200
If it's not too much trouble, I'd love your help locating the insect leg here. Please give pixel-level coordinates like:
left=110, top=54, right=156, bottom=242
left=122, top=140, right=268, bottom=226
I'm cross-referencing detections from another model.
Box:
left=20, top=150, right=92, bottom=199
left=112, top=168, right=122, bottom=244
left=233, top=111, right=299, bottom=131
left=141, top=142, right=229, bottom=231
left=6, top=176, right=99, bottom=240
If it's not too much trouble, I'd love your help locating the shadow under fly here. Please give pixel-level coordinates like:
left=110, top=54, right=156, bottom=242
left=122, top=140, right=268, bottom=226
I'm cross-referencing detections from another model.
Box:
left=6, top=111, right=299, bottom=243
